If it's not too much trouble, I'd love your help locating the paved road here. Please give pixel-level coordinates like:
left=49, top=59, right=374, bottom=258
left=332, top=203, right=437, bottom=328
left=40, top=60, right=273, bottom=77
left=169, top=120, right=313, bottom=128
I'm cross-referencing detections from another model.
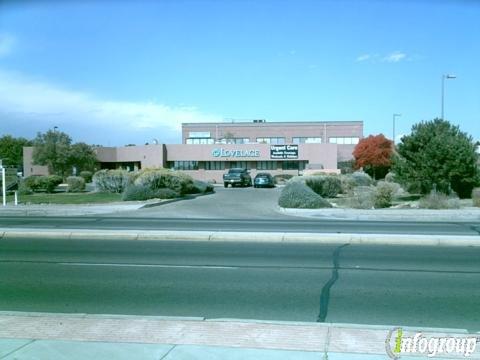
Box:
left=1, top=215, right=479, bottom=235
left=1, top=238, right=479, bottom=331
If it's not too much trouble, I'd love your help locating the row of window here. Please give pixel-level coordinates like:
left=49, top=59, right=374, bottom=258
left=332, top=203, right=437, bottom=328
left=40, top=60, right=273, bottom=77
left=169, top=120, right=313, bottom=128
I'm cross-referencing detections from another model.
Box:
left=328, top=137, right=360, bottom=144
left=186, top=136, right=359, bottom=145
left=168, top=161, right=308, bottom=171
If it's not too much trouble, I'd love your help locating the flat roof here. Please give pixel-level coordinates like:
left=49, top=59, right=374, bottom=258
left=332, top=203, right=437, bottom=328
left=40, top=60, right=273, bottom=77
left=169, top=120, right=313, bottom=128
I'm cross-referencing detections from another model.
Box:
left=183, top=120, right=363, bottom=127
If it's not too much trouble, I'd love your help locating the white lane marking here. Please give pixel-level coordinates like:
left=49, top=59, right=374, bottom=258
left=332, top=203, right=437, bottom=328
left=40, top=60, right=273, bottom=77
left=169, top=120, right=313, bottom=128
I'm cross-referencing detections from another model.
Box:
left=59, top=263, right=239, bottom=269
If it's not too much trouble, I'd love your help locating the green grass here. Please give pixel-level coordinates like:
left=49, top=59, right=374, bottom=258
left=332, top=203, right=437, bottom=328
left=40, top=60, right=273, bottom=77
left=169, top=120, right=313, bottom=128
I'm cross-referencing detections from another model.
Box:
left=7, top=192, right=122, bottom=204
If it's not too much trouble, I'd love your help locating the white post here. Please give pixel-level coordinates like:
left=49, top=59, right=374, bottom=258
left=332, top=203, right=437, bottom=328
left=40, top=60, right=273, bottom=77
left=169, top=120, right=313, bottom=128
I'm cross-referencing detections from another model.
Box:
left=14, top=191, right=18, bottom=206
left=1, top=167, right=5, bottom=207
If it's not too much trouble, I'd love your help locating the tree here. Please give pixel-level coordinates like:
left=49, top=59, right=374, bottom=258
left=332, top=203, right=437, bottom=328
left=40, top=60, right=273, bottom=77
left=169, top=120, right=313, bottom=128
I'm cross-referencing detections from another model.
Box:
left=33, top=130, right=98, bottom=177
left=0, top=135, right=33, bottom=167
left=68, top=142, right=97, bottom=173
left=393, top=118, right=479, bottom=198
left=353, top=134, right=393, bottom=179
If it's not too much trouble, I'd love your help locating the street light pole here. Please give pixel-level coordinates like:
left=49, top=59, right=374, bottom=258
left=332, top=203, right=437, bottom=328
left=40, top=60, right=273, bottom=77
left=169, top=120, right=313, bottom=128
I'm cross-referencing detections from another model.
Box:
left=441, top=74, right=456, bottom=120
left=393, top=114, right=401, bottom=144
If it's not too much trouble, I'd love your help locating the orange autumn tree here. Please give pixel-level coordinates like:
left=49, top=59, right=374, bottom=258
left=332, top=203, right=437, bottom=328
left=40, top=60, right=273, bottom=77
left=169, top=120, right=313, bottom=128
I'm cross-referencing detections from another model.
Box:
left=353, top=134, right=393, bottom=179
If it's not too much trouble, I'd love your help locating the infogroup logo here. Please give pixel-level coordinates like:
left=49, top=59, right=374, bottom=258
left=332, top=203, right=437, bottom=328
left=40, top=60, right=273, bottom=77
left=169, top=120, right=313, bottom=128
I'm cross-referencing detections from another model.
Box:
left=385, top=327, right=478, bottom=359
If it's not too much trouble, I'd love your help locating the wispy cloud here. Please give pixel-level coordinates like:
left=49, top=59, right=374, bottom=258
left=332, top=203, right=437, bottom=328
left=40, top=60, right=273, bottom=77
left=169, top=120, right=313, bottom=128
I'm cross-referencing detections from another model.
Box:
left=0, top=69, right=222, bottom=144
left=0, top=33, right=15, bottom=58
left=383, top=51, right=407, bottom=63
left=355, top=51, right=411, bottom=64
left=356, top=54, right=372, bottom=62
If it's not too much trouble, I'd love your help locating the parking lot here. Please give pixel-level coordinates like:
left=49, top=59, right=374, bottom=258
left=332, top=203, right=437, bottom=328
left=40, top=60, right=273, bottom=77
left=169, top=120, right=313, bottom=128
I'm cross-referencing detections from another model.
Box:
left=125, top=186, right=289, bottom=219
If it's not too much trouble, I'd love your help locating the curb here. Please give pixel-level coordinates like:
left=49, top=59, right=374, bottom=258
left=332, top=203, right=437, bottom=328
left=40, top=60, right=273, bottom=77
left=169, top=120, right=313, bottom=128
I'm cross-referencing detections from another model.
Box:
left=0, top=312, right=478, bottom=357
left=1, top=228, right=480, bottom=247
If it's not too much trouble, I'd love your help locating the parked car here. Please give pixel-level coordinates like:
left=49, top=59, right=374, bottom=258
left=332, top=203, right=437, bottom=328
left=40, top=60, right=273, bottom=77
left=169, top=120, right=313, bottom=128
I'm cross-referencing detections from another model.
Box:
left=254, top=173, right=275, bottom=188
left=223, top=168, right=252, bottom=187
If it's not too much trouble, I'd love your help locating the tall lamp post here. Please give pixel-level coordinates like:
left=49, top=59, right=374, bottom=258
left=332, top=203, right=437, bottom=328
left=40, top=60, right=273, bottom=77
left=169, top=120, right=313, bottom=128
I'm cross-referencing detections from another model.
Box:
left=393, top=114, right=401, bottom=144
left=441, top=74, right=456, bottom=120
left=53, top=126, right=58, bottom=175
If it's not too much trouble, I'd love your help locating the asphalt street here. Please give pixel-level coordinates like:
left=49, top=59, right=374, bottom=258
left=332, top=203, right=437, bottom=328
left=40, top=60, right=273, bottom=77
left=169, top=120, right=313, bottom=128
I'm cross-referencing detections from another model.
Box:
left=1, top=238, right=479, bottom=331
left=1, top=215, right=479, bottom=235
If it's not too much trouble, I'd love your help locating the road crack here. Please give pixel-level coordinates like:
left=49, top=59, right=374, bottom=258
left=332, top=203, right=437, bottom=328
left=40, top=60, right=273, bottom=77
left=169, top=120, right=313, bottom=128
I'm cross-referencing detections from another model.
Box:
left=317, top=243, right=349, bottom=322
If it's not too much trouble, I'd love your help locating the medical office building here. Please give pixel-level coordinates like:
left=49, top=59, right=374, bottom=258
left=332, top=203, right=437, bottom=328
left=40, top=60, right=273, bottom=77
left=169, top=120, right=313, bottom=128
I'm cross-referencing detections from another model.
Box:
left=24, top=120, right=363, bottom=183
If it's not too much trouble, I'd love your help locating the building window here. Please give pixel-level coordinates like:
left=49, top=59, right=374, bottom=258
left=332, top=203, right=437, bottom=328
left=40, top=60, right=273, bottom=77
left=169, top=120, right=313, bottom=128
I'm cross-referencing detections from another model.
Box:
left=256, top=137, right=285, bottom=145
left=257, top=161, right=277, bottom=170
left=229, top=161, right=252, bottom=169
left=292, top=137, right=322, bottom=144
left=218, top=138, right=250, bottom=144
left=328, top=137, right=360, bottom=145
left=282, top=161, right=308, bottom=170
left=186, top=138, right=214, bottom=144
left=204, top=161, right=225, bottom=170
left=169, top=161, right=198, bottom=170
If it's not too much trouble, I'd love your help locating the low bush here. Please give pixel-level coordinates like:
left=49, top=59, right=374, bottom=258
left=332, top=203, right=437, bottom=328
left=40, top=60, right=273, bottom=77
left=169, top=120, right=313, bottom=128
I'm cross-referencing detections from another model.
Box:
left=185, top=180, right=215, bottom=194
left=132, top=168, right=194, bottom=195
left=278, top=182, right=332, bottom=209
left=305, top=176, right=342, bottom=198
left=419, top=190, right=461, bottom=209
left=122, top=184, right=179, bottom=201
left=373, top=181, right=396, bottom=208
left=67, top=176, right=86, bottom=193
left=79, top=171, right=93, bottom=183
left=18, top=180, right=33, bottom=195
left=122, top=184, right=156, bottom=201
left=348, top=186, right=375, bottom=209
left=273, top=174, right=294, bottom=184
left=384, top=172, right=397, bottom=183
left=23, top=175, right=63, bottom=193
left=472, top=188, right=480, bottom=207
left=339, top=171, right=373, bottom=194
left=155, top=188, right=180, bottom=199
left=93, top=169, right=131, bottom=193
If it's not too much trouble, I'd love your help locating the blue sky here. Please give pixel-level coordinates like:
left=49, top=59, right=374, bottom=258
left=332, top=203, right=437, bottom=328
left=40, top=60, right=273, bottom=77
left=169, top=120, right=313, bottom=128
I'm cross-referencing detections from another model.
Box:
left=0, top=0, right=479, bottom=146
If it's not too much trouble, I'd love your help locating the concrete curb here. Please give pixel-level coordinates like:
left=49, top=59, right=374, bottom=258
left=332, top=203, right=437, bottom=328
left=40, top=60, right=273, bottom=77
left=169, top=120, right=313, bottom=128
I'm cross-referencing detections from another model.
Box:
left=0, top=312, right=478, bottom=357
left=1, top=228, right=480, bottom=247
left=277, top=206, right=480, bottom=222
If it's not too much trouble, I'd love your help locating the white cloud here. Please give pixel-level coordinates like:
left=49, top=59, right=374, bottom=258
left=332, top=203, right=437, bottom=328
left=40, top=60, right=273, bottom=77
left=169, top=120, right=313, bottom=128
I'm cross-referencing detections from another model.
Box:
left=0, top=69, right=222, bottom=143
left=382, top=51, right=407, bottom=63
left=356, top=54, right=371, bottom=62
left=356, top=51, right=410, bottom=63
left=0, top=33, right=15, bottom=58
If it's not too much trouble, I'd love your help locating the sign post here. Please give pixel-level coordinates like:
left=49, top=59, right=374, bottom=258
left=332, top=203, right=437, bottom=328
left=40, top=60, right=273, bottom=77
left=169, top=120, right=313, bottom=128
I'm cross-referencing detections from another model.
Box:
left=1, top=165, right=5, bottom=207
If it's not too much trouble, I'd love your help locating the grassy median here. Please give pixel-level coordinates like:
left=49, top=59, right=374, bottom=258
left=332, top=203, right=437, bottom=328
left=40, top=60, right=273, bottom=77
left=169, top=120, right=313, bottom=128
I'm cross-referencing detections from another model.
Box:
left=7, top=192, right=122, bottom=204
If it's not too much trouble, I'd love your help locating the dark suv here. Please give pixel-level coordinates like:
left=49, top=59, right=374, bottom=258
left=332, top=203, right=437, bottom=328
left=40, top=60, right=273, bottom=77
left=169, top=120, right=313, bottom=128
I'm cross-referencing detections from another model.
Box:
left=223, top=168, right=252, bottom=188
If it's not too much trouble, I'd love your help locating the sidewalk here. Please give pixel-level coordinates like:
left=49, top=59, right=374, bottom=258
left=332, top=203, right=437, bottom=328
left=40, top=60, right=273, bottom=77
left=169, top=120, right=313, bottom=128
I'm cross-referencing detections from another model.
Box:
left=1, top=312, right=478, bottom=359
left=278, top=207, right=480, bottom=222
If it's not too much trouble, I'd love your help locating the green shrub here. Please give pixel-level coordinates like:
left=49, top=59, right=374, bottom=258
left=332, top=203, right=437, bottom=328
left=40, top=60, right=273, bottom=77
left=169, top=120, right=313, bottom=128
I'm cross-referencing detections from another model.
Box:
left=384, top=172, right=397, bottom=183
left=67, top=176, right=86, bottom=193
left=18, top=180, right=33, bottom=195
left=419, top=190, right=460, bottom=209
left=132, top=168, right=194, bottom=195
left=122, top=184, right=156, bottom=201
left=23, top=175, right=62, bottom=193
left=339, top=172, right=374, bottom=194
left=155, top=188, right=180, bottom=199
left=44, top=175, right=63, bottom=193
left=337, top=160, right=355, bottom=174
left=472, top=188, right=480, bottom=207
left=186, top=180, right=214, bottom=194
left=122, top=184, right=179, bottom=201
left=93, top=169, right=131, bottom=193
left=348, top=186, right=375, bottom=209
left=373, top=181, right=396, bottom=208
left=305, top=176, right=342, bottom=198
left=79, top=171, right=93, bottom=183
left=278, top=182, right=332, bottom=209
left=273, top=174, right=293, bottom=184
